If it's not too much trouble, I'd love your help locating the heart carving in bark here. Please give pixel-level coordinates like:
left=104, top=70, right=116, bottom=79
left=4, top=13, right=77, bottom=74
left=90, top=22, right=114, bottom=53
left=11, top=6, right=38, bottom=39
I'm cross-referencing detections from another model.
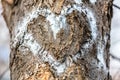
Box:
left=11, top=1, right=97, bottom=75
left=14, top=1, right=97, bottom=62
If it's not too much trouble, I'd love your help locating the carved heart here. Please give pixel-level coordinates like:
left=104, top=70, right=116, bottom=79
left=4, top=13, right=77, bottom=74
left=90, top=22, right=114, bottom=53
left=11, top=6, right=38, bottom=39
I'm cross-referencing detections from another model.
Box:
left=14, top=1, right=97, bottom=62
left=13, top=0, right=97, bottom=74
left=27, top=8, right=92, bottom=61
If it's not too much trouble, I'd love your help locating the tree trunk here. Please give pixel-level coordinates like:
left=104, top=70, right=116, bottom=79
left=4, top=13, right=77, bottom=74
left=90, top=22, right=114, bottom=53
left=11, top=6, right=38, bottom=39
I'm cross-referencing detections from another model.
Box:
left=2, top=0, right=113, bottom=80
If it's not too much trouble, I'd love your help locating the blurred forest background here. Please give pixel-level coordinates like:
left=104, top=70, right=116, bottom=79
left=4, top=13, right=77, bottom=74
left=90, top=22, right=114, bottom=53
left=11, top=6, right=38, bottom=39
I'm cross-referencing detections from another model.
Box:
left=110, top=0, right=120, bottom=80
left=0, top=0, right=120, bottom=80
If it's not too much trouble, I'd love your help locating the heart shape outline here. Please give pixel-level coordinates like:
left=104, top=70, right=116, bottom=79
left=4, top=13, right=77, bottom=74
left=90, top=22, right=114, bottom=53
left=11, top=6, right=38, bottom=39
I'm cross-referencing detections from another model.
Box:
left=13, top=1, right=98, bottom=75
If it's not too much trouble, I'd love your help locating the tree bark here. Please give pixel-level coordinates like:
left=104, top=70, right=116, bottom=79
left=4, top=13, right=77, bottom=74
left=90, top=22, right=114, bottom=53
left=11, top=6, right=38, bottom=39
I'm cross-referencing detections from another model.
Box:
left=2, top=0, right=113, bottom=80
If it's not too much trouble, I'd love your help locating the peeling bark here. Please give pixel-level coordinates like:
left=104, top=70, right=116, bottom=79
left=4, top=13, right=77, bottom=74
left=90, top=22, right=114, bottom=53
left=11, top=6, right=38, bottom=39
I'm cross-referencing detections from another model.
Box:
left=2, top=0, right=113, bottom=80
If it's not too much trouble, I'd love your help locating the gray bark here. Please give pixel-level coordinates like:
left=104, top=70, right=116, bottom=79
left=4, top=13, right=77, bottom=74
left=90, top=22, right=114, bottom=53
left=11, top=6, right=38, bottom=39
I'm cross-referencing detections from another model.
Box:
left=2, top=0, right=113, bottom=80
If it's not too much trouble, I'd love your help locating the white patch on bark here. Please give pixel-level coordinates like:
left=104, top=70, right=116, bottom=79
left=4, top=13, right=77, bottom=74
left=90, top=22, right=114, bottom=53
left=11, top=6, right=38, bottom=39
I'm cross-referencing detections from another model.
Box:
left=72, top=53, right=80, bottom=62
left=38, top=48, right=70, bottom=74
left=85, top=9, right=97, bottom=40
left=23, top=33, right=41, bottom=55
left=13, top=7, right=41, bottom=47
left=74, top=0, right=82, bottom=4
left=97, top=41, right=106, bottom=70
left=89, top=0, right=97, bottom=4
left=97, top=35, right=108, bottom=71
left=104, top=35, right=108, bottom=45
left=46, top=12, right=67, bottom=39
left=54, top=63, right=66, bottom=74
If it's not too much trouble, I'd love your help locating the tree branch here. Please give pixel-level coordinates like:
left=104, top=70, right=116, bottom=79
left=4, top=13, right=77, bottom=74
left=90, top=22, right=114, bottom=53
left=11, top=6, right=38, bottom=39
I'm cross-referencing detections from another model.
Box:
left=113, top=4, right=120, bottom=10
left=110, top=53, right=120, bottom=61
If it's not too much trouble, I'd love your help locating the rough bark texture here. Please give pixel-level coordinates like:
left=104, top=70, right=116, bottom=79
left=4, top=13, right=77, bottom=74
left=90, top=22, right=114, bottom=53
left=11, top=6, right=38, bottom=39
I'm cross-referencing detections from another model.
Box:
left=2, top=0, right=113, bottom=80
